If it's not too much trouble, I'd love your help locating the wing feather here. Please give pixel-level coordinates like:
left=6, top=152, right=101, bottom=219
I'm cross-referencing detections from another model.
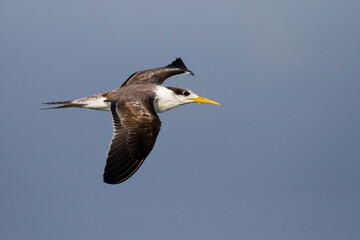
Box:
left=103, top=98, right=161, bottom=184
left=120, top=58, right=193, bottom=87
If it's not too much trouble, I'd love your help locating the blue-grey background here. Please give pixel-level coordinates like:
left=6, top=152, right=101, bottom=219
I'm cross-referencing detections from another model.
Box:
left=1, top=0, right=359, bottom=239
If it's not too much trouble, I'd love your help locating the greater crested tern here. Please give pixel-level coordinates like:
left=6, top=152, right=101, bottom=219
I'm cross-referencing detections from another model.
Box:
left=43, top=58, right=219, bottom=184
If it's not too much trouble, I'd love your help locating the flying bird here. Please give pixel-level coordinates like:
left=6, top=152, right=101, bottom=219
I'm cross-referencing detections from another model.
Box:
left=43, top=58, right=219, bottom=184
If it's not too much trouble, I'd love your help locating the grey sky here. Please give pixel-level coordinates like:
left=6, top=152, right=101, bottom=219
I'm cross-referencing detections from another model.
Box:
left=1, top=0, right=360, bottom=239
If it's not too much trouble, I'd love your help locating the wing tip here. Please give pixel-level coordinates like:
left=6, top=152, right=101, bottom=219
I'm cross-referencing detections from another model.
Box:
left=166, top=57, right=194, bottom=76
left=103, top=178, right=122, bottom=184
left=103, top=174, right=131, bottom=185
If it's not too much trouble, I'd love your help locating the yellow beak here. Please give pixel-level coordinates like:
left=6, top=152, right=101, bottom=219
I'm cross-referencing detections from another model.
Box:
left=188, top=96, right=220, bottom=105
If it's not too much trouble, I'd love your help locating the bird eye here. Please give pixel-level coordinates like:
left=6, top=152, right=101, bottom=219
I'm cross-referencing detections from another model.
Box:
left=184, top=91, right=190, bottom=96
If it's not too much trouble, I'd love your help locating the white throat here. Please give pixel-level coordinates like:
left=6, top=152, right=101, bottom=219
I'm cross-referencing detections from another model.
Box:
left=153, top=86, right=191, bottom=113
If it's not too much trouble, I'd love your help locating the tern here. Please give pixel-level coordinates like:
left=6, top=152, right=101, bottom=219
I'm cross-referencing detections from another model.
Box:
left=43, top=58, right=219, bottom=184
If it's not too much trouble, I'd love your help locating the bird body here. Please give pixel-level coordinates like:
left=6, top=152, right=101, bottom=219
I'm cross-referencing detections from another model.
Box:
left=43, top=58, right=219, bottom=184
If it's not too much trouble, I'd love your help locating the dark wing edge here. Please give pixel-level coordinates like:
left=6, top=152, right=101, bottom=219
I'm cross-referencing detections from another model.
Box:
left=120, top=57, right=194, bottom=87
left=103, top=101, right=161, bottom=184
left=165, top=58, right=194, bottom=76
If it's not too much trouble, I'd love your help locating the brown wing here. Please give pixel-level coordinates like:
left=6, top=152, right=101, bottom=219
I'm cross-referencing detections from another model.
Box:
left=103, top=97, right=161, bottom=184
left=120, top=58, right=194, bottom=87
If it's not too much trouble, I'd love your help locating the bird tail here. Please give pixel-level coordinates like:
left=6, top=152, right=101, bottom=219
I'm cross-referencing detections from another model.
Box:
left=41, top=100, right=85, bottom=110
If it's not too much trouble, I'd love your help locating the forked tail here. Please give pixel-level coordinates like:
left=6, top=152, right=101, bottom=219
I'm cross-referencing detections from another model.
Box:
left=41, top=100, right=85, bottom=110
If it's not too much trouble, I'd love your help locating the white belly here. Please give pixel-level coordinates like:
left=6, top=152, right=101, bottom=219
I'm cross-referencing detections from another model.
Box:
left=74, top=97, right=111, bottom=111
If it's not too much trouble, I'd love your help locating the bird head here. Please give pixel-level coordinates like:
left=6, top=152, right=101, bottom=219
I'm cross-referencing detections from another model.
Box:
left=154, top=86, right=220, bottom=113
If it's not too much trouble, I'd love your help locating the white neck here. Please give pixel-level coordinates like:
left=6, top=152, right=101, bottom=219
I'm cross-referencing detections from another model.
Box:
left=153, top=86, right=191, bottom=113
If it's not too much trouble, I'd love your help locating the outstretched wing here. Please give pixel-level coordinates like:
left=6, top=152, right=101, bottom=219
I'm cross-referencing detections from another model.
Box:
left=120, top=58, right=194, bottom=87
left=103, top=97, right=161, bottom=184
